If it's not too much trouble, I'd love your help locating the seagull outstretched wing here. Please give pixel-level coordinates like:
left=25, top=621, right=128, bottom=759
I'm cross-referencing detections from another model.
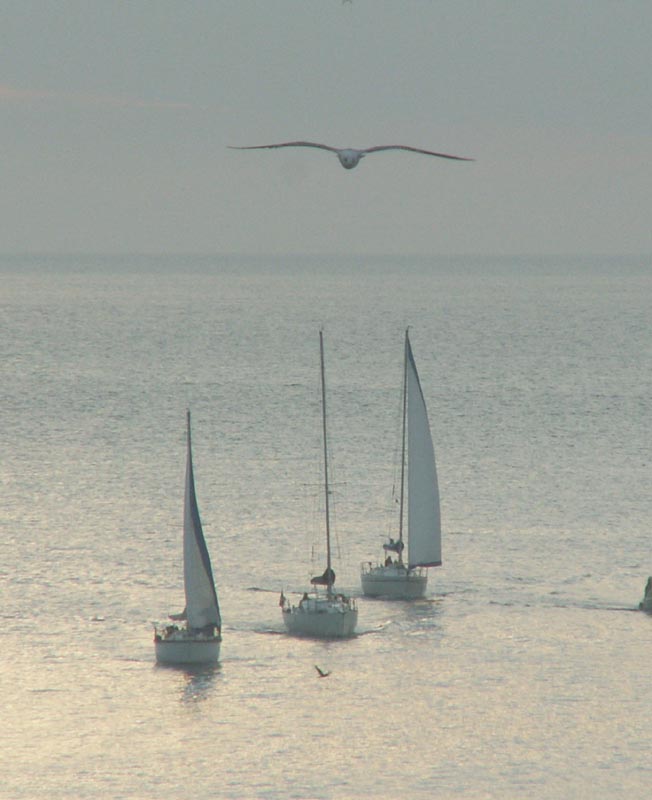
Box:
left=363, top=145, right=474, bottom=161
left=228, top=141, right=338, bottom=153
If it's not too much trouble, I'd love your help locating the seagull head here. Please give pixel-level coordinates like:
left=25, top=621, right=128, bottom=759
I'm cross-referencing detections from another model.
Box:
left=336, top=149, right=364, bottom=169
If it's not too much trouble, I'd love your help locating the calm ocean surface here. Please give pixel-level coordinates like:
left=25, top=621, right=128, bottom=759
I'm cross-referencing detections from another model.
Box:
left=1, top=254, right=651, bottom=799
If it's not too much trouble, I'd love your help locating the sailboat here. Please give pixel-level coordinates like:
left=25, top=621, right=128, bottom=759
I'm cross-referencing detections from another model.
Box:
left=280, top=331, right=358, bottom=638
left=154, top=411, right=222, bottom=664
left=361, top=329, right=442, bottom=599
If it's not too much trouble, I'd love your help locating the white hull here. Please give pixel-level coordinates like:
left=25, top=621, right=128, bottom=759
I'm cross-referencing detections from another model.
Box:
left=282, top=595, right=357, bottom=638
left=360, top=563, right=427, bottom=599
left=154, top=629, right=221, bottom=664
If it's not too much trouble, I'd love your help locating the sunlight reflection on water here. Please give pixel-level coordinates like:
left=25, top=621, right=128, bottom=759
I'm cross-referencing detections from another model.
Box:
left=1, top=255, right=651, bottom=798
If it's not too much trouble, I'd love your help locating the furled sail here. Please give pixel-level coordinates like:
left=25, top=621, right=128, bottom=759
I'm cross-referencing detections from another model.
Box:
left=183, top=412, right=221, bottom=630
left=311, top=567, right=336, bottom=586
left=406, top=336, right=442, bottom=568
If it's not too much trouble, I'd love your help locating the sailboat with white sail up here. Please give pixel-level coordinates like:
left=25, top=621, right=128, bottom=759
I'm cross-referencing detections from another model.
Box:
left=154, top=411, right=222, bottom=664
left=280, top=331, right=358, bottom=638
left=361, top=329, right=442, bottom=599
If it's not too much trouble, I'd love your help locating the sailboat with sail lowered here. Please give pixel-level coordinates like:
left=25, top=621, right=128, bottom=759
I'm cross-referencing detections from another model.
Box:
left=280, top=331, right=358, bottom=638
left=361, top=329, right=441, bottom=599
left=154, top=411, right=222, bottom=664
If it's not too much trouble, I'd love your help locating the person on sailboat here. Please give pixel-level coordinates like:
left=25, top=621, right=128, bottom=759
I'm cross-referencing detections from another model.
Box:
left=198, top=622, right=219, bottom=637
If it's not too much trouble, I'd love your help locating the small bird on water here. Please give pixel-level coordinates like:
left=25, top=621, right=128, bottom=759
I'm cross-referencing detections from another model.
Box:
left=228, top=141, right=474, bottom=170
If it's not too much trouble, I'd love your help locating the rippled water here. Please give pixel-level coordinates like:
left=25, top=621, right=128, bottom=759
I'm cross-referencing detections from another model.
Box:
left=1, top=254, right=651, bottom=798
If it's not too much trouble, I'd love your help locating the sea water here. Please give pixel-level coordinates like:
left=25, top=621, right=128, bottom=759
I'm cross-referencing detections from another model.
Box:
left=1, top=254, right=650, bottom=799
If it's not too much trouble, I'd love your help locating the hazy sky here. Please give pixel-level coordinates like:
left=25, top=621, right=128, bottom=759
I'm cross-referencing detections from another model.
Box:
left=2, top=2, right=651, bottom=256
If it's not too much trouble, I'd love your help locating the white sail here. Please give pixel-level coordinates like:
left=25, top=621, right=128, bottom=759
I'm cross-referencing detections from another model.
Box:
left=406, top=336, right=442, bottom=569
left=183, top=412, right=221, bottom=630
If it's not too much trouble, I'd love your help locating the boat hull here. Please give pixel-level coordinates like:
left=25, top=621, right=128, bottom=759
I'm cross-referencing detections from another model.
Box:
left=282, top=595, right=357, bottom=638
left=360, top=563, right=427, bottom=599
left=154, top=629, right=221, bottom=664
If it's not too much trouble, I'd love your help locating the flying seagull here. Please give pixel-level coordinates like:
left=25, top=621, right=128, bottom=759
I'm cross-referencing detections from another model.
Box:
left=314, top=665, right=331, bottom=678
left=228, top=141, right=474, bottom=170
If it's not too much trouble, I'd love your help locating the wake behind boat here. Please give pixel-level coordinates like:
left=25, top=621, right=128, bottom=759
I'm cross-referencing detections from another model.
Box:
left=280, top=331, right=357, bottom=638
left=154, top=411, right=222, bottom=664
left=361, top=329, right=442, bottom=599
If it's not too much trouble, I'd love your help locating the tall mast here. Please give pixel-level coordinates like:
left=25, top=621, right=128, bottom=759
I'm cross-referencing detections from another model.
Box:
left=319, top=330, right=333, bottom=596
left=397, top=328, right=408, bottom=562
left=185, top=409, right=194, bottom=516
